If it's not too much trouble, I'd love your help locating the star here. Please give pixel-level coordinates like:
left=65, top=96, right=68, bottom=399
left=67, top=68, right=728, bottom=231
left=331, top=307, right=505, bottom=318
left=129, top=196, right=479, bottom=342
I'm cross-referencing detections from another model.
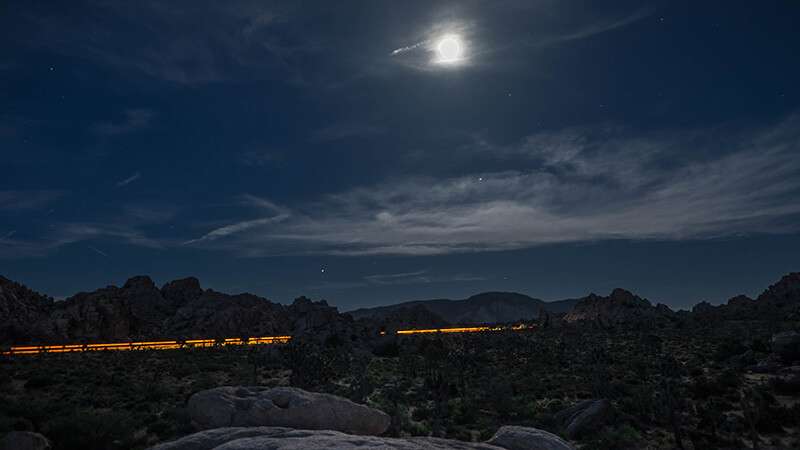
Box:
left=320, top=268, right=326, bottom=273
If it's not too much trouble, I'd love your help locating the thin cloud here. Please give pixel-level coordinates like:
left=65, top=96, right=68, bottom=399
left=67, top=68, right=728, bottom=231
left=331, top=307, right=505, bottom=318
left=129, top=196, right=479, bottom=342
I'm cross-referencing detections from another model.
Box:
left=310, top=123, right=385, bottom=142
left=310, top=270, right=487, bottom=291
left=116, top=172, right=141, bottom=187
left=365, top=270, right=429, bottom=285
left=0, top=190, right=64, bottom=211
left=15, top=1, right=311, bottom=85
left=183, top=195, right=290, bottom=245
left=530, top=7, right=655, bottom=48
left=88, top=246, right=108, bottom=257
left=0, top=222, right=164, bottom=259
left=391, top=40, right=429, bottom=56
left=185, top=114, right=800, bottom=257
left=240, top=149, right=280, bottom=167
left=92, top=109, right=154, bottom=136
left=390, top=7, right=653, bottom=71
left=365, top=270, right=486, bottom=285
left=183, top=216, right=289, bottom=245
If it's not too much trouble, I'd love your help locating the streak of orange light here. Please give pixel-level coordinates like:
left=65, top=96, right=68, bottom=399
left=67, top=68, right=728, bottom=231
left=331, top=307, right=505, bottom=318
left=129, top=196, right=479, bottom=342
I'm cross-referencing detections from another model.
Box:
left=1, top=325, right=529, bottom=356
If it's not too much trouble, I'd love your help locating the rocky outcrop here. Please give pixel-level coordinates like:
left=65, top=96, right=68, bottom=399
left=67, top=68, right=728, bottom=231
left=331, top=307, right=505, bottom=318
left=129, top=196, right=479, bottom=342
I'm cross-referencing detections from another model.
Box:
left=44, top=276, right=176, bottom=342
left=0, top=431, right=51, bottom=450
left=487, top=426, right=575, bottom=450
left=167, top=290, right=290, bottom=340
left=148, top=426, right=573, bottom=450
left=758, top=272, right=800, bottom=307
left=0, top=276, right=322, bottom=344
left=554, top=399, right=611, bottom=439
left=688, top=273, right=800, bottom=322
left=187, top=387, right=390, bottom=436
left=161, top=277, right=204, bottom=308
left=563, top=289, right=673, bottom=327
left=0, top=276, right=53, bottom=343
left=288, top=297, right=356, bottom=342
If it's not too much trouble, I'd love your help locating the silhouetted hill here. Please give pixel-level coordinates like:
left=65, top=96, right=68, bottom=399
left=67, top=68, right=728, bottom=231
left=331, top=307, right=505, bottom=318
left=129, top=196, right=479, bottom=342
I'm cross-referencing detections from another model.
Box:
left=349, top=291, right=579, bottom=325
left=563, top=288, right=675, bottom=327
left=0, top=275, right=352, bottom=345
left=692, top=272, right=800, bottom=321
left=0, top=276, right=55, bottom=342
left=3, top=272, right=799, bottom=345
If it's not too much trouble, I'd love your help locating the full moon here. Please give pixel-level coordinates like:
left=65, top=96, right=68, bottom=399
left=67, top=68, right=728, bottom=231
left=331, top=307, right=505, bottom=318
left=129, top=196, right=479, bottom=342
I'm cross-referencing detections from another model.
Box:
left=436, top=35, right=463, bottom=63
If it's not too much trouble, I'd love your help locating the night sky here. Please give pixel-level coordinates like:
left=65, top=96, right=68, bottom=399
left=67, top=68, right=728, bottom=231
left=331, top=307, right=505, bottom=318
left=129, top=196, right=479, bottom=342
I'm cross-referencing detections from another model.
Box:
left=1, top=1, right=799, bottom=310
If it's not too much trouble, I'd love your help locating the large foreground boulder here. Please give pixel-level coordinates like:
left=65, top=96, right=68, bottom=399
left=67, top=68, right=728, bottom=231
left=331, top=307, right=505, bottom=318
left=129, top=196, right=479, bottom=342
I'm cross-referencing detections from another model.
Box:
left=187, top=387, right=390, bottom=436
left=554, top=399, right=611, bottom=439
left=487, top=426, right=574, bottom=450
left=0, top=431, right=51, bottom=450
left=147, top=427, right=573, bottom=450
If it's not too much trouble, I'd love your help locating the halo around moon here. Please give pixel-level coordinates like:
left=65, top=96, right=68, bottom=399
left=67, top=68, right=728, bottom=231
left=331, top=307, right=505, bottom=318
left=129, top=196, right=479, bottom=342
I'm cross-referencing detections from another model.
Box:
left=434, top=34, right=464, bottom=64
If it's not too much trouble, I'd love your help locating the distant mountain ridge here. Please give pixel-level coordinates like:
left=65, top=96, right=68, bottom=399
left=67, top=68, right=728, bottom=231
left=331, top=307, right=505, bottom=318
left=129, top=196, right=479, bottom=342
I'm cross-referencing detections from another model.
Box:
left=2, top=272, right=798, bottom=345
left=348, top=291, right=579, bottom=325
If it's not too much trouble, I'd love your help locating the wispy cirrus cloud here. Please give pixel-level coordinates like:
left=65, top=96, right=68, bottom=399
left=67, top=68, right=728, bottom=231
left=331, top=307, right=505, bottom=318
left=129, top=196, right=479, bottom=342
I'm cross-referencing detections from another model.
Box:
left=240, top=149, right=281, bottom=167
left=0, top=190, right=64, bottom=211
left=15, top=1, right=313, bottom=85
left=310, top=122, right=386, bottom=142
left=390, top=5, right=653, bottom=71
left=365, top=270, right=486, bottom=285
left=0, top=222, right=163, bottom=259
left=116, top=172, right=141, bottom=187
left=185, top=114, right=800, bottom=257
left=309, top=270, right=487, bottom=291
left=92, top=109, right=154, bottom=136
left=526, top=7, right=655, bottom=48
left=183, top=194, right=291, bottom=245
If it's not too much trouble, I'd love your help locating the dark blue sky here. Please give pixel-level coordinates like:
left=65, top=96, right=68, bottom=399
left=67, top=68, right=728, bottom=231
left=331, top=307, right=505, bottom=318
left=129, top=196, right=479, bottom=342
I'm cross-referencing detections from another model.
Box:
left=1, top=1, right=799, bottom=310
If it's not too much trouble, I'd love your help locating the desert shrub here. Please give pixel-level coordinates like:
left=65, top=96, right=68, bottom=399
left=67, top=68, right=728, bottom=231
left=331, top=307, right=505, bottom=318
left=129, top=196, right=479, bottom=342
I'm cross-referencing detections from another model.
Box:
left=44, top=409, right=139, bottom=450
left=582, top=424, right=642, bottom=450
left=24, top=372, right=57, bottom=389
left=372, top=340, right=400, bottom=358
left=770, top=374, right=800, bottom=395
left=713, top=338, right=747, bottom=362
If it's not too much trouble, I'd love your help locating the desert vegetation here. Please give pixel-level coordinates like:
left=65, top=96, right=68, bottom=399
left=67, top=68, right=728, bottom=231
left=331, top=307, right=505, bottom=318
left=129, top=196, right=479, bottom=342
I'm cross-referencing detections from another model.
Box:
left=2, top=316, right=798, bottom=450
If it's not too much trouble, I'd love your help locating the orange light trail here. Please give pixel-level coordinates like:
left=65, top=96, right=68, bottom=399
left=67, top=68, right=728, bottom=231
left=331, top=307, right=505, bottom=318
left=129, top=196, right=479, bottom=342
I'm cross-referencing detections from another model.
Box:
left=0, top=335, right=292, bottom=356
left=2, top=324, right=534, bottom=356
left=383, top=323, right=532, bottom=336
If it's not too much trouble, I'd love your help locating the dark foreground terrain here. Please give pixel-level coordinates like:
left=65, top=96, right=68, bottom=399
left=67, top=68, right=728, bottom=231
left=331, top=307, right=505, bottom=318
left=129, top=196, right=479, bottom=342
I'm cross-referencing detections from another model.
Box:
left=2, top=317, right=799, bottom=450
left=1, top=272, right=799, bottom=449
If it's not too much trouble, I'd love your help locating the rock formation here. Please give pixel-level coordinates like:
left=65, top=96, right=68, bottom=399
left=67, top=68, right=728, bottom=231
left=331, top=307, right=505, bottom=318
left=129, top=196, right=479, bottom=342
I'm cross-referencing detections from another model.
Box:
left=147, top=426, right=576, bottom=450
left=563, top=289, right=674, bottom=327
left=0, top=276, right=340, bottom=345
left=554, top=399, right=612, bottom=439
left=187, top=386, right=390, bottom=436
left=487, top=426, right=575, bottom=450
left=688, top=272, right=800, bottom=321
left=0, top=431, right=51, bottom=450
left=0, top=276, right=54, bottom=343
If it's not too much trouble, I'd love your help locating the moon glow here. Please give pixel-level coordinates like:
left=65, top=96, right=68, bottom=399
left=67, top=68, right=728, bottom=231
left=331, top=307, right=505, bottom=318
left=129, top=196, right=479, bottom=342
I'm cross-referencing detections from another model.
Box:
left=435, top=35, right=464, bottom=64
